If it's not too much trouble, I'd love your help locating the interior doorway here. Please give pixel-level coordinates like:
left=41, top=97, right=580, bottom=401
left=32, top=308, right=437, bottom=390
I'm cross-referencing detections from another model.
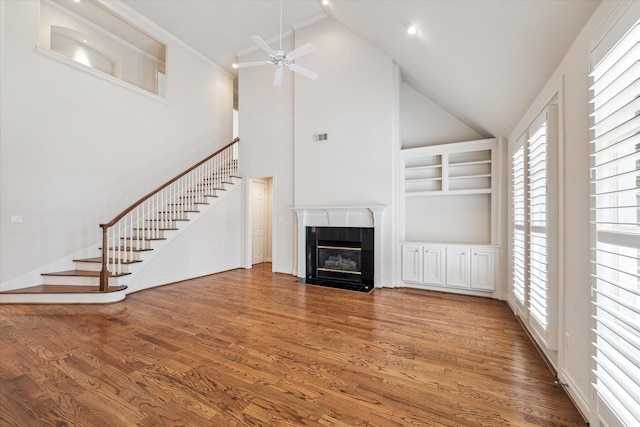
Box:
left=249, top=178, right=273, bottom=266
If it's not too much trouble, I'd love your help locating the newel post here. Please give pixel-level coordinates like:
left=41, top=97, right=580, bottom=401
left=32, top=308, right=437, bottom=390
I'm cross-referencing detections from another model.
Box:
left=99, top=225, right=109, bottom=292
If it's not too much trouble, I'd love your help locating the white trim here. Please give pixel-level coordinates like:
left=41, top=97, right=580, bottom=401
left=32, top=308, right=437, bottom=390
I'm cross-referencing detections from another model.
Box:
left=245, top=175, right=278, bottom=272
left=510, top=76, right=563, bottom=144
left=507, top=85, right=563, bottom=367
left=0, top=290, right=127, bottom=304
left=560, top=370, right=591, bottom=423
left=589, top=1, right=640, bottom=68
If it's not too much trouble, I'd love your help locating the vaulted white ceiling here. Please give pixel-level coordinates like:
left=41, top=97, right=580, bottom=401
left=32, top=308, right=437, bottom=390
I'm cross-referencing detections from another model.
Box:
left=124, top=0, right=601, bottom=138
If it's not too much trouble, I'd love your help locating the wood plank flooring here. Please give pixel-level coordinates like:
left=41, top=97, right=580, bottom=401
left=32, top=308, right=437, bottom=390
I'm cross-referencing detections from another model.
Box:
left=0, top=263, right=586, bottom=426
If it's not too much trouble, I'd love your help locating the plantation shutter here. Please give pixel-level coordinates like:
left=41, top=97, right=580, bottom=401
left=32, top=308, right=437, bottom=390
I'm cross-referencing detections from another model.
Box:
left=512, top=137, right=527, bottom=307
left=527, top=113, right=550, bottom=335
left=590, top=18, right=640, bottom=427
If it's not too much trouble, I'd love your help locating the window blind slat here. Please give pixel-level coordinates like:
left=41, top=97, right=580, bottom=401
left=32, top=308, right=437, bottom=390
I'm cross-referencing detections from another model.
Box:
left=591, top=65, right=639, bottom=110
left=592, top=111, right=640, bottom=151
left=591, top=25, right=639, bottom=80
left=591, top=41, right=639, bottom=93
left=592, top=91, right=640, bottom=133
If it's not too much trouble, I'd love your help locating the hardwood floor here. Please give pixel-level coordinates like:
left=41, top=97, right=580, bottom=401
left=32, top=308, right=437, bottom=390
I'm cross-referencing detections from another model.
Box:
left=0, top=263, right=585, bottom=426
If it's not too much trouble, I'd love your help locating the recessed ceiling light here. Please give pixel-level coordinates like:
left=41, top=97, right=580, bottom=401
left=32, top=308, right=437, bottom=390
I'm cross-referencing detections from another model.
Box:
left=232, top=63, right=238, bottom=69
left=322, top=0, right=330, bottom=5
left=407, top=24, right=418, bottom=36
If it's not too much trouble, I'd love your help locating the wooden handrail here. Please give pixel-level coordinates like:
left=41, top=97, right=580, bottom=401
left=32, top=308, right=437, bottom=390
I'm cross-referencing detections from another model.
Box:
left=98, top=138, right=239, bottom=291
left=100, top=138, right=238, bottom=229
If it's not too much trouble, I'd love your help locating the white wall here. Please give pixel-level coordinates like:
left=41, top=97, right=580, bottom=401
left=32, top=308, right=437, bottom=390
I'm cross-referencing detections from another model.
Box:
left=0, top=0, right=235, bottom=288
left=239, top=18, right=398, bottom=284
left=238, top=36, right=296, bottom=275
left=401, top=83, right=482, bottom=148
left=507, top=0, right=630, bottom=418
left=127, top=186, right=243, bottom=292
left=293, top=18, right=395, bottom=209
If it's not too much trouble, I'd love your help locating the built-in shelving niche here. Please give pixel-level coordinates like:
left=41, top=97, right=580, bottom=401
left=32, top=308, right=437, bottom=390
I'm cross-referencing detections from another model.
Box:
left=401, top=138, right=499, bottom=245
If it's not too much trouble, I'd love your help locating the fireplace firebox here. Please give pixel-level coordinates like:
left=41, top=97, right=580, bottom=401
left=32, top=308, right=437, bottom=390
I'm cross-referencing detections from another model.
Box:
left=303, top=226, right=374, bottom=292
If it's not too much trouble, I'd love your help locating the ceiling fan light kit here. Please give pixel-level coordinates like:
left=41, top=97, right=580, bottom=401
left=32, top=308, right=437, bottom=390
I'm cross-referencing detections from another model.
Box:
left=236, top=0, right=318, bottom=87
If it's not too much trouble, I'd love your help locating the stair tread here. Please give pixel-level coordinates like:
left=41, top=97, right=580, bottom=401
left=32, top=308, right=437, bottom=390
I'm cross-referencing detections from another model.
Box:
left=107, top=247, right=153, bottom=252
left=133, top=227, right=178, bottom=231
left=121, top=237, right=167, bottom=241
left=73, top=257, right=142, bottom=264
left=1, top=285, right=127, bottom=294
left=42, top=270, right=130, bottom=278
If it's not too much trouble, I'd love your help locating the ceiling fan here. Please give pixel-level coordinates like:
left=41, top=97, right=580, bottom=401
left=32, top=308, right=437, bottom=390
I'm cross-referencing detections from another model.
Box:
left=237, top=0, right=318, bottom=87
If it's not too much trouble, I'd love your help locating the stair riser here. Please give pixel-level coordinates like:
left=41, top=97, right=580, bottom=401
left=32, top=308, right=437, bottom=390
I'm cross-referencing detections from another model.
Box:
left=185, top=189, right=220, bottom=197
left=73, top=262, right=131, bottom=273
left=119, top=240, right=151, bottom=250
left=168, top=202, right=205, bottom=210
left=153, top=212, right=190, bottom=220
left=106, top=249, right=142, bottom=261
left=42, top=276, right=120, bottom=286
left=132, top=230, right=167, bottom=239
left=146, top=220, right=179, bottom=228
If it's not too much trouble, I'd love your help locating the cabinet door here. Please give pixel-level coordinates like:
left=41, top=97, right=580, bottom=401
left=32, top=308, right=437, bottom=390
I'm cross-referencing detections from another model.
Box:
left=446, top=247, right=470, bottom=289
left=470, top=248, right=496, bottom=291
left=401, top=245, right=422, bottom=283
left=423, top=246, right=445, bottom=286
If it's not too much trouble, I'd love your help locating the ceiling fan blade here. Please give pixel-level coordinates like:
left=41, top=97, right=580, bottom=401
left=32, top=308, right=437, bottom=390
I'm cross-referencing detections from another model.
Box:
left=251, top=35, right=276, bottom=56
left=288, top=64, right=318, bottom=81
left=273, top=67, right=284, bottom=87
left=237, top=60, right=272, bottom=69
left=285, top=43, right=315, bottom=61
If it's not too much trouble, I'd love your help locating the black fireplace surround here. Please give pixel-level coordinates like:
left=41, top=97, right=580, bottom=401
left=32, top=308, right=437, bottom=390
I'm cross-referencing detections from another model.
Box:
left=303, top=226, right=374, bottom=292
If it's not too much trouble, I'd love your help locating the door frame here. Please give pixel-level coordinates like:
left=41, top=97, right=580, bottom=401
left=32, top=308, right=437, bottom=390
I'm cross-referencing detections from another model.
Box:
left=245, top=176, right=275, bottom=271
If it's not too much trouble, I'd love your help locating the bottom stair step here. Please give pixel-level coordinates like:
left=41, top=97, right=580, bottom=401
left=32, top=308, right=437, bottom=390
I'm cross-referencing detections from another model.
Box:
left=42, top=270, right=130, bottom=278
left=1, top=285, right=127, bottom=294
left=41, top=270, right=130, bottom=286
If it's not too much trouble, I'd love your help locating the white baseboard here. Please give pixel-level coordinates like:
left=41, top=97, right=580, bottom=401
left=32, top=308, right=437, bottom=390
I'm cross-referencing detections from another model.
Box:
left=125, top=262, right=242, bottom=294
left=559, top=370, right=591, bottom=423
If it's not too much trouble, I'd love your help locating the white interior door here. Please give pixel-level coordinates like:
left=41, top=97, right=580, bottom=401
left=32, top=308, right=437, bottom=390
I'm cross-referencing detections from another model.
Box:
left=251, top=180, right=266, bottom=265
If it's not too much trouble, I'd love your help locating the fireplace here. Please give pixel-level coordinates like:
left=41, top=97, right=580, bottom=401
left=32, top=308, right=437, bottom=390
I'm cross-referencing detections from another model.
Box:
left=305, top=226, right=374, bottom=292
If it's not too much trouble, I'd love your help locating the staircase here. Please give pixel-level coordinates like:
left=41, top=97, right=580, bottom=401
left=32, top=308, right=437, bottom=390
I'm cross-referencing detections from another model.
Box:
left=0, top=139, right=241, bottom=304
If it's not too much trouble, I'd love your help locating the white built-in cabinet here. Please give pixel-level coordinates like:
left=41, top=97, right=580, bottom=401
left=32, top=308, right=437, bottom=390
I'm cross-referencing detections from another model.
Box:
left=400, top=138, right=501, bottom=297
left=401, top=243, right=498, bottom=294
left=423, top=245, right=445, bottom=286
left=400, top=245, right=422, bottom=283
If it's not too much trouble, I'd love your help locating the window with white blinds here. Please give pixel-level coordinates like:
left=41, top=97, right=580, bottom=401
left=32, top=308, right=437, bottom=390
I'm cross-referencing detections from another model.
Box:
left=512, top=140, right=526, bottom=306
left=510, top=105, right=558, bottom=351
left=528, top=115, right=550, bottom=331
left=590, top=18, right=640, bottom=427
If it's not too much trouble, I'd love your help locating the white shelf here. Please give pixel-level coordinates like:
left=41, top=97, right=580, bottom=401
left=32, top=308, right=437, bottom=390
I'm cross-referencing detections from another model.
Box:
left=449, top=159, right=492, bottom=167
left=400, top=138, right=500, bottom=247
left=405, top=188, right=492, bottom=197
left=406, top=164, right=442, bottom=171
left=402, top=140, right=495, bottom=195
left=449, top=174, right=492, bottom=180
left=406, top=177, right=443, bottom=183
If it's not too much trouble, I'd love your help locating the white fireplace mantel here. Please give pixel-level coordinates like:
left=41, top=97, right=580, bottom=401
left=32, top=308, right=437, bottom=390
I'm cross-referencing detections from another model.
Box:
left=292, top=206, right=386, bottom=286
